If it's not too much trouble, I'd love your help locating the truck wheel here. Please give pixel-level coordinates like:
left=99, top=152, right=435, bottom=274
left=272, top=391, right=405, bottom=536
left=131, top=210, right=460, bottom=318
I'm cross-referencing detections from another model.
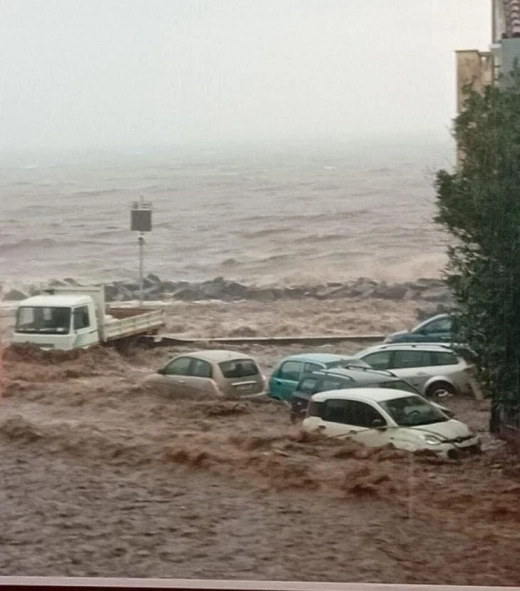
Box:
left=117, top=336, right=139, bottom=356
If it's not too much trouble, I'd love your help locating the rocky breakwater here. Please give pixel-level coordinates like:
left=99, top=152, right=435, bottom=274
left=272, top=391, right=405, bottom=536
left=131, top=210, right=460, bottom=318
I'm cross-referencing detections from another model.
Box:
left=114, top=274, right=452, bottom=305
left=3, top=275, right=452, bottom=307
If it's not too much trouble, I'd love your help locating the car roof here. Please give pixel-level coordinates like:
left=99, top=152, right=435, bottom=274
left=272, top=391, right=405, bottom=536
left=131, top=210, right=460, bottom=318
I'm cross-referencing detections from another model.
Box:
left=300, top=367, right=396, bottom=384
left=281, top=353, right=358, bottom=364
left=357, top=343, right=457, bottom=356
left=18, top=294, right=92, bottom=308
left=177, top=350, right=255, bottom=363
left=312, top=387, right=416, bottom=403
left=418, top=313, right=450, bottom=324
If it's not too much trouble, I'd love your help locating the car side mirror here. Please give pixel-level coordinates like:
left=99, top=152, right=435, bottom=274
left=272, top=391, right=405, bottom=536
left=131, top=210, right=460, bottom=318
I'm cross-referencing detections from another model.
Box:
left=370, top=418, right=386, bottom=430
left=157, top=367, right=166, bottom=375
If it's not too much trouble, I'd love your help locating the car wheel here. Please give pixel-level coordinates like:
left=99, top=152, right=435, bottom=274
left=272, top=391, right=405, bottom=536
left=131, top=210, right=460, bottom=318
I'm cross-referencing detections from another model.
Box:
left=426, top=381, right=456, bottom=398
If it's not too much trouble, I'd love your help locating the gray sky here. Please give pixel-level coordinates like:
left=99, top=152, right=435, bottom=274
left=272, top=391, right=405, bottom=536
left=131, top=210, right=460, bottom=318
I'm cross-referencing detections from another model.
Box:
left=0, top=0, right=491, bottom=151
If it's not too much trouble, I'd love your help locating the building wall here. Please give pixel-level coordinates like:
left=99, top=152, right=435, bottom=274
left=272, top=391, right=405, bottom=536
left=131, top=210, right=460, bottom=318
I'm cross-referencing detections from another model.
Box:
left=456, top=50, right=494, bottom=112
left=498, top=37, right=520, bottom=84
left=493, top=0, right=506, bottom=43
left=455, top=50, right=494, bottom=166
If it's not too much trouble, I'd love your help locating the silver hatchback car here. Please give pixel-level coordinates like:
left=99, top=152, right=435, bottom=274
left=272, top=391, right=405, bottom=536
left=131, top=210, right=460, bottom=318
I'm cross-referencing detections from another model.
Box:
left=143, top=350, right=266, bottom=398
left=354, top=343, right=476, bottom=398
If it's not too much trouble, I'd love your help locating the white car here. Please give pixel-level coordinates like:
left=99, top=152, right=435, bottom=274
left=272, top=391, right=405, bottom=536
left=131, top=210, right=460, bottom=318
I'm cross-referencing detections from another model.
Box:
left=302, top=387, right=481, bottom=458
left=354, top=343, right=475, bottom=398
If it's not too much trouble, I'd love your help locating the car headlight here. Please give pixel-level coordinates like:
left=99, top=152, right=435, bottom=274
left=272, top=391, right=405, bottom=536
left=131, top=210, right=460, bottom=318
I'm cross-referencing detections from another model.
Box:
left=421, top=433, right=443, bottom=445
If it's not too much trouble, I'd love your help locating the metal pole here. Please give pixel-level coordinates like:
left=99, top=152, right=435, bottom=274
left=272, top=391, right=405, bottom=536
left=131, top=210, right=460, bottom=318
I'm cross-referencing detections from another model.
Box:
left=408, top=452, right=414, bottom=522
left=138, top=233, right=144, bottom=306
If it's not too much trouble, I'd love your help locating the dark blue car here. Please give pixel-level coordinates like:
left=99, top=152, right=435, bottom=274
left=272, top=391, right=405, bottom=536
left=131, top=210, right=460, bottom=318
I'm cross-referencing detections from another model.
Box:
left=384, top=313, right=454, bottom=344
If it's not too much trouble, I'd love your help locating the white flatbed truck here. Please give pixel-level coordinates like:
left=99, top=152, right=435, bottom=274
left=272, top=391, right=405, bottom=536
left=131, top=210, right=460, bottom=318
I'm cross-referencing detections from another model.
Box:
left=11, top=285, right=165, bottom=351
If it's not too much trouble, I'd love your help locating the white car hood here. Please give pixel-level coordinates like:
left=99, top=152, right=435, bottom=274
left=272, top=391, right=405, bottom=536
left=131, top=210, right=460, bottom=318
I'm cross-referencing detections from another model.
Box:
left=411, top=419, right=472, bottom=441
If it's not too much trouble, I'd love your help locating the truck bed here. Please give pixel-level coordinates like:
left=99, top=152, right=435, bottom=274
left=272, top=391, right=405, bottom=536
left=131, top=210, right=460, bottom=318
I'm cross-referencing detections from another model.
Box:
left=102, top=307, right=165, bottom=342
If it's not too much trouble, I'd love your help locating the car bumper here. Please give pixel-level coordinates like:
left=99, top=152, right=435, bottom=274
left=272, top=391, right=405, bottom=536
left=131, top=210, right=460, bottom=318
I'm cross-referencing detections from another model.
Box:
left=435, top=437, right=482, bottom=459
left=239, top=390, right=269, bottom=400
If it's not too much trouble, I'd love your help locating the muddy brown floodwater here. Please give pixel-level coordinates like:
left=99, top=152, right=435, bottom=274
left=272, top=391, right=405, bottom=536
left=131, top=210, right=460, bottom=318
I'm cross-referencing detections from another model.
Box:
left=2, top=303, right=520, bottom=584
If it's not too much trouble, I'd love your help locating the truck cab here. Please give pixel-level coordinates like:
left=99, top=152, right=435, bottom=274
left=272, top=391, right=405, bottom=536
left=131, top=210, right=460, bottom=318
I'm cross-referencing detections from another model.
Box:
left=13, top=294, right=100, bottom=351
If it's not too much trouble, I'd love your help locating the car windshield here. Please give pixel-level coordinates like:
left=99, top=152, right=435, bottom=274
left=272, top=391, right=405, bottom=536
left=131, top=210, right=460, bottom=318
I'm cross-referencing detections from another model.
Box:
left=219, top=359, right=259, bottom=378
left=15, top=306, right=71, bottom=335
left=379, top=395, right=449, bottom=426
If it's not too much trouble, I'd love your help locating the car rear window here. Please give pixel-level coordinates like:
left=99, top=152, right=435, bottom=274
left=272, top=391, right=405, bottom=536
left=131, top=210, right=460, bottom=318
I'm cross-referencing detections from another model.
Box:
left=219, top=359, right=259, bottom=379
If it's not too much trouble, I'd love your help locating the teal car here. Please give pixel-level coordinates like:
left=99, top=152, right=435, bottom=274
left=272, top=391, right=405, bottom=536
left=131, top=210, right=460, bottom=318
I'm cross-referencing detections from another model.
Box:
left=268, top=353, right=371, bottom=401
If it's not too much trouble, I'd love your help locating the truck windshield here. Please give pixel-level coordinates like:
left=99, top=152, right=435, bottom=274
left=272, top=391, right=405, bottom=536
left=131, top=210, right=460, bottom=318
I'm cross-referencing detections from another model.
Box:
left=16, top=306, right=71, bottom=335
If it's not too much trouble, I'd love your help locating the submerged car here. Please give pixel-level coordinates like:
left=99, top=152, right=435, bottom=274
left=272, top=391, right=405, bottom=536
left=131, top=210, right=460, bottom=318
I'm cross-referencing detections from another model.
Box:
left=268, top=353, right=370, bottom=401
left=354, top=343, right=475, bottom=398
left=302, top=388, right=481, bottom=458
left=384, top=313, right=454, bottom=344
left=143, top=350, right=265, bottom=398
left=290, top=366, right=454, bottom=422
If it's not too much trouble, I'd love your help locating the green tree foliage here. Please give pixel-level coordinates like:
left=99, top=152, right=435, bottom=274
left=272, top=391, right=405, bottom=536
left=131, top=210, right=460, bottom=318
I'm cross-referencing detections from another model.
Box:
left=435, top=70, right=520, bottom=426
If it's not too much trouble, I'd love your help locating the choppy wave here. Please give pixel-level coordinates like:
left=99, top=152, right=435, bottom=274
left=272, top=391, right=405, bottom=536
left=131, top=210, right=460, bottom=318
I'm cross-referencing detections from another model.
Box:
left=0, top=238, right=60, bottom=254
left=0, top=139, right=453, bottom=287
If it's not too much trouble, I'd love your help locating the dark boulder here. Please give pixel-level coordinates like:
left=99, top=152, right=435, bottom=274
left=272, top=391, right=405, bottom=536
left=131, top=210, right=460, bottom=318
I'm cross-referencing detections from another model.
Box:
left=4, top=288, right=28, bottom=301
left=371, top=283, right=409, bottom=300
left=146, top=273, right=162, bottom=284
left=172, top=286, right=204, bottom=301
left=105, top=283, right=134, bottom=302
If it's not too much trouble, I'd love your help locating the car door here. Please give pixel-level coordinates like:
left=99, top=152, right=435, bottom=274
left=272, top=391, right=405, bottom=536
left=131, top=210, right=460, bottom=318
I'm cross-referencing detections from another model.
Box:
left=292, top=376, right=321, bottom=418
left=388, top=350, right=432, bottom=390
left=72, top=305, right=99, bottom=348
left=319, top=399, right=392, bottom=447
left=157, top=356, right=194, bottom=395
left=185, top=358, right=219, bottom=397
left=270, top=360, right=305, bottom=401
